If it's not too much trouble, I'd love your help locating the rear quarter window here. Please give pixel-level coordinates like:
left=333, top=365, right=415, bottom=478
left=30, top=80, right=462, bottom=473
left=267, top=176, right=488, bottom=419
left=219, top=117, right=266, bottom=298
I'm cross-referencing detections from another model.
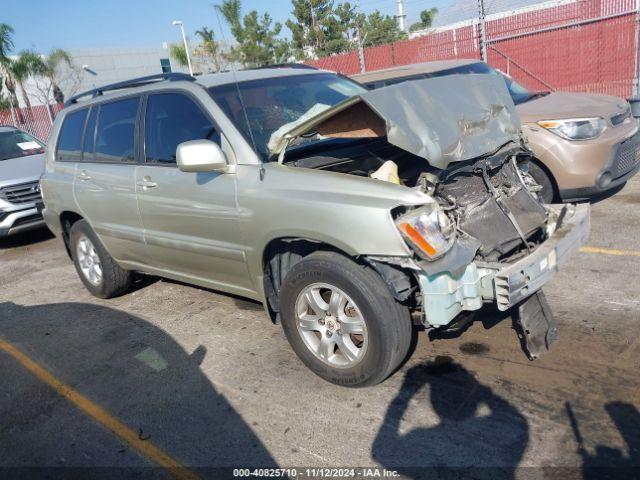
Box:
left=56, top=108, right=89, bottom=162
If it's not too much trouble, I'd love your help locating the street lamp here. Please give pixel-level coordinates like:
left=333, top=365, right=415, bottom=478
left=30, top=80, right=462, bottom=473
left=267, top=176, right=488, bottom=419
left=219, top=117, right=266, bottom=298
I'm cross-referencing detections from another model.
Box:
left=82, top=65, right=97, bottom=76
left=172, top=20, right=193, bottom=76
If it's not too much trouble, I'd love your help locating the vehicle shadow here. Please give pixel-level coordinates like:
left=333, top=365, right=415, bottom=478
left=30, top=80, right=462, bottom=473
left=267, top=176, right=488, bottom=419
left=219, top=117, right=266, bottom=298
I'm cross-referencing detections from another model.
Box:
left=372, top=356, right=529, bottom=480
left=567, top=401, right=640, bottom=479
left=0, top=301, right=276, bottom=477
left=0, top=228, right=54, bottom=249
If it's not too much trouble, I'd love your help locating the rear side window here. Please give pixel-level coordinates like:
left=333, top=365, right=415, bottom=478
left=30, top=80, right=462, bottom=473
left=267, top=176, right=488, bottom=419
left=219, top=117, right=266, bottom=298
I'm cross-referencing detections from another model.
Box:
left=94, top=97, right=140, bottom=163
left=57, top=108, right=88, bottom=162
left=144, top=93, right=219, bottom=164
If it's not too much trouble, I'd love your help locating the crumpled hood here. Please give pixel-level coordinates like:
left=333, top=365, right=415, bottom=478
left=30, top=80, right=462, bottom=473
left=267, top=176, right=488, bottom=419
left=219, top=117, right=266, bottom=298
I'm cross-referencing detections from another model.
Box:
left=270, top=74, right=521, bottom=169
left=0, top=153, right=45, bottom=187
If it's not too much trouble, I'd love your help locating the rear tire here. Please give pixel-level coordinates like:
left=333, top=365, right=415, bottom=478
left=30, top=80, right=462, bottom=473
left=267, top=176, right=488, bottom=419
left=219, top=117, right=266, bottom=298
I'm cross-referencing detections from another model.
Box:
left=279, top=251, right=412, bottom=387
left=528, top=161, right=556, bottom=203
left=70, top=220, right=132, bottom=298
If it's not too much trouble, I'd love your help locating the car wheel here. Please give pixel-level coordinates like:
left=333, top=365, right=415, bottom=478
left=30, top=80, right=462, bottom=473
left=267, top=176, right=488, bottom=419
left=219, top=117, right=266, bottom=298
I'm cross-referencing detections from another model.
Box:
left=528, top=161, right=556, bottom=203
left=279, top=251, right=412, bottom=387
left=70, top=219, right=132, bottom=298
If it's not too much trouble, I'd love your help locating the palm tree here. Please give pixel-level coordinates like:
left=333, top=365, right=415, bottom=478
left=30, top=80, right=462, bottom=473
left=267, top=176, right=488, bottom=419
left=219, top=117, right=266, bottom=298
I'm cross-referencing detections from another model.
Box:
left=10, top=50, right=46, bottom=111
left=0, top=23, right=13, bottom=59
left=0, top=23, right=19, bottom=108
left=195, top=27, right=223, bottom=71
left=0, top=82, right=12, bottom=109
left=169, top=43, right=189, bottom=68
left=44, top=48, right=72, bottom=103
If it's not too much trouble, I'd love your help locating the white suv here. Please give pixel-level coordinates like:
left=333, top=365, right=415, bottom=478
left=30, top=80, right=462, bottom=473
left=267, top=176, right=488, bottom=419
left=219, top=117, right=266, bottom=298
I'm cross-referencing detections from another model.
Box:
left=0, top=126, right=46, bottom=237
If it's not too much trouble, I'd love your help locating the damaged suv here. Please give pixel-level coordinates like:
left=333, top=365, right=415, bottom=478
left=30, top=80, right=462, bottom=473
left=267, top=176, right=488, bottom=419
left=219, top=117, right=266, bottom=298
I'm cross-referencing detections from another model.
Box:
left=41, top=68, right=590, bottom=387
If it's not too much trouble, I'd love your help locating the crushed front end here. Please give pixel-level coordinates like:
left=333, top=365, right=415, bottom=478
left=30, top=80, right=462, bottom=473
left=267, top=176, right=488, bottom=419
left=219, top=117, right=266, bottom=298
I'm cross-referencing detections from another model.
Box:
left=272, top=73, right=590, bottom=360
left=391, top=144, right=590, bottom=359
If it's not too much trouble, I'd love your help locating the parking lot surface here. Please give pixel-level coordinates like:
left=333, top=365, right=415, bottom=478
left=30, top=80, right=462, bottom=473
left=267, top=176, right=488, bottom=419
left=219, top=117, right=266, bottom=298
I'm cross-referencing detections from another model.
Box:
left=1, top=177, right=639, bottom=479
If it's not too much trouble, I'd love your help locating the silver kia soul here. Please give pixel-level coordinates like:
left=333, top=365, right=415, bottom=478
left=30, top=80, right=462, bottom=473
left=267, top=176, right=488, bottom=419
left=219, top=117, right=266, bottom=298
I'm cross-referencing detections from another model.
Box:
left=41, top=68, right=590, bottom=386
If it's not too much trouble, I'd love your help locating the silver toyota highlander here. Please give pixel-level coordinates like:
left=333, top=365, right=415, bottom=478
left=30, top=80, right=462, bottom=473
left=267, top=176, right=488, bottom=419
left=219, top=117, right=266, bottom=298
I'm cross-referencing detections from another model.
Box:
left=0, top=126, right=46, bottom=237
left=41, top=68, right=590, bottom=386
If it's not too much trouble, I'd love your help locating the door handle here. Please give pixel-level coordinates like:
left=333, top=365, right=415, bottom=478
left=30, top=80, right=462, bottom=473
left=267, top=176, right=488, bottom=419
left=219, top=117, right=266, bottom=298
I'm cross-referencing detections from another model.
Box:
left=136, top=178, right=158, bottom=190
left=77, top=170, right=91, bottom=181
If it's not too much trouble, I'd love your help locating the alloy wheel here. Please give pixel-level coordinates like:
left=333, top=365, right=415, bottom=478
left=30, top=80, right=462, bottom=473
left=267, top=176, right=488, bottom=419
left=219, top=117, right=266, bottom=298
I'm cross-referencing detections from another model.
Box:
left=76, top=236, right=103, bottom=286
left=295, top=283, right=368, bottom=368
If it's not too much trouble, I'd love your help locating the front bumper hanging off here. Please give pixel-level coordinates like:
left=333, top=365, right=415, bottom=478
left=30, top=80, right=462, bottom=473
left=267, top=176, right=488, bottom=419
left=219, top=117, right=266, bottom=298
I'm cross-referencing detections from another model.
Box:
left=417, top=203, right=590, bottom=328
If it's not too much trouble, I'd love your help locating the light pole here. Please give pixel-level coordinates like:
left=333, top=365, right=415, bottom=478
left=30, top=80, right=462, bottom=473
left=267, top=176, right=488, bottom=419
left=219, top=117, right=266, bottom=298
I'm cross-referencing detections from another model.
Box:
left=477, top=0, right=488, bottom=62
left=396, top=0, right=407, bottom=33
left=172, top=20, right=193, bottom=76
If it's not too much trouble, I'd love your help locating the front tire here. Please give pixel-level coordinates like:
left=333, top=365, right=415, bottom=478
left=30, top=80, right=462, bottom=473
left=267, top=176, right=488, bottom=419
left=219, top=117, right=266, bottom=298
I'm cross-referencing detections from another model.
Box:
left=70, top=220, right=132, bottom=298
left=528, top=161, right=556, bottom=203
left=279, top=251, right=412, bottom=387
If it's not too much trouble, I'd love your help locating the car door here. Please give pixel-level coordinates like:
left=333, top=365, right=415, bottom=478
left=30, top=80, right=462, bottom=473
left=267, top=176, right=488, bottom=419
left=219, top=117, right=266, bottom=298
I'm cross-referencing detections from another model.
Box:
left=135, top=91, right=252, bottom=294
left=73, top=96, right=151, bottom=266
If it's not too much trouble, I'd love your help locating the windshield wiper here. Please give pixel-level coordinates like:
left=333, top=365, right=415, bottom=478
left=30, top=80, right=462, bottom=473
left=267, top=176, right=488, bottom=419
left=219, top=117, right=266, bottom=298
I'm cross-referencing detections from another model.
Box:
left=522, top=91, right=550, bottom=103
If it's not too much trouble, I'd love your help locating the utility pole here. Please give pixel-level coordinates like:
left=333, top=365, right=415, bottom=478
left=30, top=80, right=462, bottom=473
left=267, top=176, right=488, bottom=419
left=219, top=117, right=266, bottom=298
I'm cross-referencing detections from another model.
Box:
left=396, top=0, right=407, bottom=33
left=355, top=0, right=366, bottom=73
left=356, top=30, right=366, bottom=73
left=477, top=0, right=488, bottom=62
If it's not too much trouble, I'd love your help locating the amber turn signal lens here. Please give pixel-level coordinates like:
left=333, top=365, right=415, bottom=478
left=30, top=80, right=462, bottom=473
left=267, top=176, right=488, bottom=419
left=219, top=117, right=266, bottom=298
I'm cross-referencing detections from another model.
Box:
left=398, top=222, right=438, bottom=257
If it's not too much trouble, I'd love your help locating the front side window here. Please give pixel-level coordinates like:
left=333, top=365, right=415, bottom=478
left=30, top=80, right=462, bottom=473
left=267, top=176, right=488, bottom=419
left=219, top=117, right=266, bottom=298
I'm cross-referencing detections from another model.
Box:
left=94, top=97, right=140, bottom=163
left=144, top=92, right=218, bottom=164
left=209, top=73, right=366, bottom=160
left=56, top=109, right=88, bottom=162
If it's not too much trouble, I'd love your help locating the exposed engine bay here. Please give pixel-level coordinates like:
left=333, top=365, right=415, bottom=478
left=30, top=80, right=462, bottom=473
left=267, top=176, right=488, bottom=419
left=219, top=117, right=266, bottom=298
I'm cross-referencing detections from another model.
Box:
left=288, top=137, right=550, bottom=265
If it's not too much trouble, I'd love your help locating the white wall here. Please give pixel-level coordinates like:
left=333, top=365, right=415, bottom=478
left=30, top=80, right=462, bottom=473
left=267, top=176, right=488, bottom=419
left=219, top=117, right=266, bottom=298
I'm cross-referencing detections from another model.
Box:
left=18, top=46, right=188, bottom=107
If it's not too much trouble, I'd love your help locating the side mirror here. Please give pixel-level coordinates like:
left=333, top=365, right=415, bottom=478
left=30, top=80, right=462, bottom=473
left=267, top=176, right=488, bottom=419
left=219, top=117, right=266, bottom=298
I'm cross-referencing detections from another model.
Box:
left=176, top=139, right=227, bottom=173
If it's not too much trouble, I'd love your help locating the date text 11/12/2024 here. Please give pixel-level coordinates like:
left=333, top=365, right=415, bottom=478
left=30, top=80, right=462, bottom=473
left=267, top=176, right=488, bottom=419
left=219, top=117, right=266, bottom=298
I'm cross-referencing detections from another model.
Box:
left=233, top=468, right=400, bottom=478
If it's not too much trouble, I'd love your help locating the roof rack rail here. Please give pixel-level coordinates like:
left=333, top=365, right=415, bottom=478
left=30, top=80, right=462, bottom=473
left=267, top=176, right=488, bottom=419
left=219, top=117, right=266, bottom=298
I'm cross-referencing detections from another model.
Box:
left=64, top=72, right=196, bottom=107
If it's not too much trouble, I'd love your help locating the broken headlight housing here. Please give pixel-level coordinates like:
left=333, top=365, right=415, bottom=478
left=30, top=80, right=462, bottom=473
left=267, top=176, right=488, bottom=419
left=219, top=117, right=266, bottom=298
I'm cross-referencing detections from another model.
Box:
left=537, top=117, right=606, bottom=141
left=395, top=206, right=455, bottom=260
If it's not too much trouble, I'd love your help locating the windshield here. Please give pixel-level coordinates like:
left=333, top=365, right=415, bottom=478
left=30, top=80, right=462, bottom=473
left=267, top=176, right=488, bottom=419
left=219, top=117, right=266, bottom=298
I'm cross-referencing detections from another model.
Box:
left=209, top=73, right=367, bottom=159
left=0, top=130, right=45, bottom=161
left=427, top=62, right=536, bottom=105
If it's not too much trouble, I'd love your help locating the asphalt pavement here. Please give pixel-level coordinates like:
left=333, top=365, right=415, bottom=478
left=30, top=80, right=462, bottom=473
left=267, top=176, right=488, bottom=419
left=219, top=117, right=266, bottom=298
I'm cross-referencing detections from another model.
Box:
left=1, top=176, right=639, bottom=479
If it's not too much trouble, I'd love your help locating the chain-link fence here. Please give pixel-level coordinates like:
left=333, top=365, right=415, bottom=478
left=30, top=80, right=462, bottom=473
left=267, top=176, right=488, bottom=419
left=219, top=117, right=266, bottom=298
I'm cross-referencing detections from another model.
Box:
left=0, top=103, right=63, bottom=142
left=310, top=0, right=638, bottom=99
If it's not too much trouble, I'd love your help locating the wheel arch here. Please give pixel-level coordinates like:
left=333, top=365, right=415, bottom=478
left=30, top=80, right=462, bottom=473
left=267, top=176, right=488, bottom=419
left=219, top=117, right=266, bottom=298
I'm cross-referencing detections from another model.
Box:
left=59, top=210, right=85, bottom=258
left=260, top=236, right=415, bottom=324
left=261, top=236, right=357, bottom=324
